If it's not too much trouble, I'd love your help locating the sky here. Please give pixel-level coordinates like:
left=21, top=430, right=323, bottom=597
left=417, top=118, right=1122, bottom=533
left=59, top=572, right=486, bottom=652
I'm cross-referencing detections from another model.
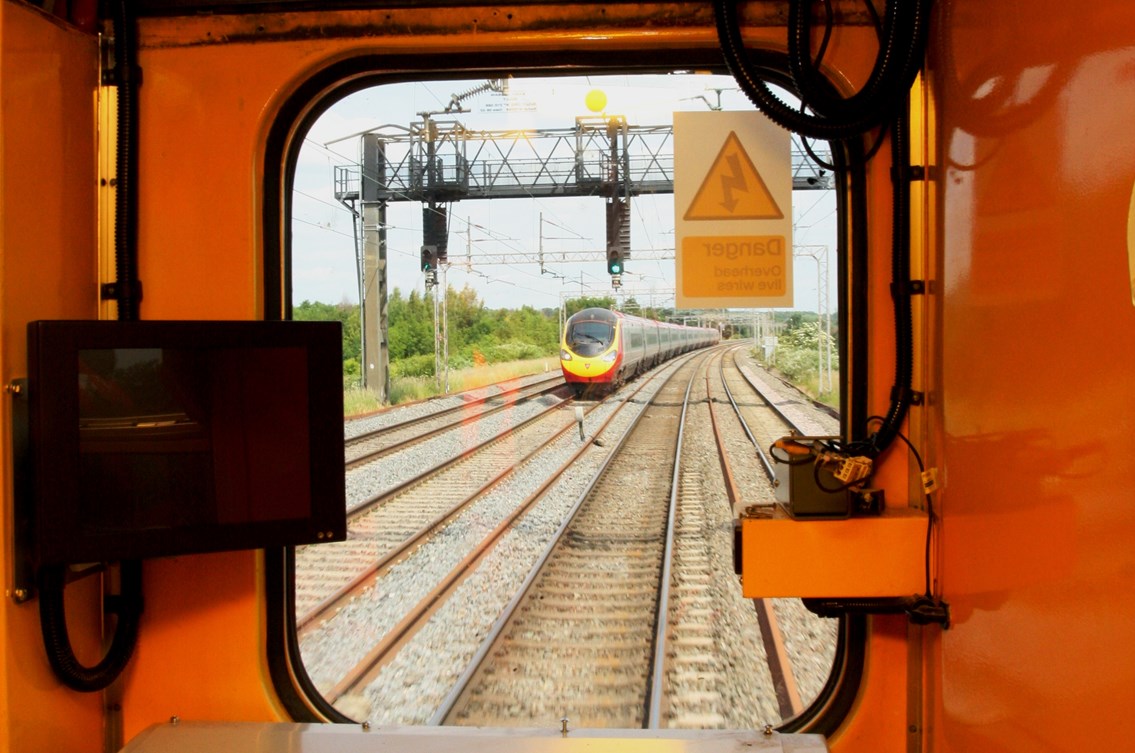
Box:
left=290, top=74, right=838, bottom=315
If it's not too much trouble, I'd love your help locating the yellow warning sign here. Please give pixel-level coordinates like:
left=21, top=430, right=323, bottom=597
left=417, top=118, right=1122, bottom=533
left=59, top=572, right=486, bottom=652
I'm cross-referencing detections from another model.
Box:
left=681, top=235, right=787, bottom=298
left=683, top=131, right=784, bottom=222
left=675, top=111, right=792, bottom=308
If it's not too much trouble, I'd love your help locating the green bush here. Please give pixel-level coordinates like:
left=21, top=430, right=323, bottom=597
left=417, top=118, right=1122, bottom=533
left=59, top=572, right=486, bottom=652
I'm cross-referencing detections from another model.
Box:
left=343, top=357, right=361, bottom=381
left=480, top=341, right=546, bottom=364
left=775, top=347, right=821, bottom=384
left=390, top=353, right=435, bottom=378
left=447, top=352, right=474, bottom=371
left=754, top=320, right=840, bottom=408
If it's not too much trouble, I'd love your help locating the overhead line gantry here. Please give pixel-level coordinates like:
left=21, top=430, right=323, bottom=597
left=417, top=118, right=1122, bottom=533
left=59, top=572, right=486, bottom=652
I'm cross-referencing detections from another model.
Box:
left=333, top=116, right=830, bottom=205
left=329, top=112, right=831, bottom=399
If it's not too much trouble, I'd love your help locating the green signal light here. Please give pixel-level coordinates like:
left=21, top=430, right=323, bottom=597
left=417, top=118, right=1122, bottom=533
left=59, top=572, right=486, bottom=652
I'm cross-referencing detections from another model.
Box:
left=609, top=262, right=622, bottom=274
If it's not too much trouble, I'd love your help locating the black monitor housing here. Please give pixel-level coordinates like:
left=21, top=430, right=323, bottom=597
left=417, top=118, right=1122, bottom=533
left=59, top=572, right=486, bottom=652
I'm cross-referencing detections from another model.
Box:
left=13, top=320, right=346, bottom=595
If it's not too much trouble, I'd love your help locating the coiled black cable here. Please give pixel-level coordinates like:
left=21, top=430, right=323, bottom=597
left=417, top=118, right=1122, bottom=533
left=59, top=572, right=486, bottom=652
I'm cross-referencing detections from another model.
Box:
left=38, top=561, right=143, bottom=692
left=789, top=0, right=921, bottom=124
left=713, top=0, right=932, bottom=142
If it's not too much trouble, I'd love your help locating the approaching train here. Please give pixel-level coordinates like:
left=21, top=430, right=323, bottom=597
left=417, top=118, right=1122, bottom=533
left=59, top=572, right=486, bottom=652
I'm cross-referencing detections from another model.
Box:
left=4, top=1, right=1134, bottom=752
left=559, top=308, right=719, bottom=394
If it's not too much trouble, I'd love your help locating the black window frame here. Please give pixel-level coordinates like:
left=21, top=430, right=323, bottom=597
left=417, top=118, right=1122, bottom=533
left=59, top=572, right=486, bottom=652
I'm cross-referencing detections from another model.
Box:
left=262, top=49, right=868, bottom=735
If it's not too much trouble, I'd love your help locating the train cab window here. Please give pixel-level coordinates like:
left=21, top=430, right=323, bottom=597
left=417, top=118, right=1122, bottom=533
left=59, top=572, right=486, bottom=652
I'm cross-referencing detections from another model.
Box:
left=276, top=71, right=848, bottom=733
left=566, top=319, right=615, bottom=357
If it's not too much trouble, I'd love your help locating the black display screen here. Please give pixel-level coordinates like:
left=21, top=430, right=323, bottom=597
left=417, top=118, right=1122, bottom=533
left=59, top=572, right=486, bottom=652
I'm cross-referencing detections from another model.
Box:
left=22, top=321, right=346, bottom=566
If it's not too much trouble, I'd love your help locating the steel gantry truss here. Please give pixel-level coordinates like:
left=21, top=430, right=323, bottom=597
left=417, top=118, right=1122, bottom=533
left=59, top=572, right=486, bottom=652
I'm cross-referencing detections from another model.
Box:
left=333, top=115, right=831, bottom=205
left=331, top=112, right=832, bottom=398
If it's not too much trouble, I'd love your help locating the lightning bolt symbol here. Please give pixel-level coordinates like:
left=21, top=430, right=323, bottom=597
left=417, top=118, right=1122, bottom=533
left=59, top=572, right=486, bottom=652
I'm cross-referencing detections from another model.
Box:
left=719, top=153, right=747, bottom=213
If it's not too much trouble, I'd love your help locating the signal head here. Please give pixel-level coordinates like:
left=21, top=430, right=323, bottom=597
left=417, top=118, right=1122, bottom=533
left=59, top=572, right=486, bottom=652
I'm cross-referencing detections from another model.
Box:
left=606, top=247, right=624, bottom=276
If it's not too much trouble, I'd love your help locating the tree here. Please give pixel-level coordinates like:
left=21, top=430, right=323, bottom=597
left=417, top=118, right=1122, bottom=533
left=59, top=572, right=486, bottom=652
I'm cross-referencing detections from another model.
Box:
left=446, top=284, right=492, bottom=352
left=564, top=296, right=615, bottom=318
left=387, top=288, right=433, bottom=359
left=494, top=305, right=559, bottom=351
left=293, top=299, right=363, bottom=379
left=300, top=285, right=564, bottom=384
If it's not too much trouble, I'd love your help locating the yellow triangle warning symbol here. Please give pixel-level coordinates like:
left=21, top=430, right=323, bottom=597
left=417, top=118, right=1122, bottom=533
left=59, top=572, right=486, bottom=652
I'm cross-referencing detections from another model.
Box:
left=684, top=131, right=784, bottom=221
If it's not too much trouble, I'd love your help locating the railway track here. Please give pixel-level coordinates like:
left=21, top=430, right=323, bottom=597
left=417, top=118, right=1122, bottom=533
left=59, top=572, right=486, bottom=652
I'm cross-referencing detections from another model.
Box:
left=295, top=345, right=840, bottom=728
left=344, top=373, right=566, bottom=468
left=653, top=347, right=784, bottom=729
left=722, top=347, right=839, bottom=442
left=297, top=385, right=579, bottom=625
left=296, top=354, right=700, bottom=720
left=708, top=346, right=840, bottom=713
left=436, top=349, right=711, bottom=728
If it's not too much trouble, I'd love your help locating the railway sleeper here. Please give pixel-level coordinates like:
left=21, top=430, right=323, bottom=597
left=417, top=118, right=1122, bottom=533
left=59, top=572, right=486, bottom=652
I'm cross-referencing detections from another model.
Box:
left=499, top=639, right=650, bottom=653
left=670, top=653, right=721, bottom=667
left=564, top=533, right=664, bottom=547
left=669, top=712, right=729, bottom=727
left=668, top=669, right=724, bottom=687
left=534, top=584, right=659, bottom=597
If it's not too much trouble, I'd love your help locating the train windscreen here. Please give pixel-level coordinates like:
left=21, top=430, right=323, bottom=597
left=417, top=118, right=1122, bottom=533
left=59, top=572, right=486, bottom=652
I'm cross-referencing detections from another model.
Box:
left=566, top=320, right=614, bottom=356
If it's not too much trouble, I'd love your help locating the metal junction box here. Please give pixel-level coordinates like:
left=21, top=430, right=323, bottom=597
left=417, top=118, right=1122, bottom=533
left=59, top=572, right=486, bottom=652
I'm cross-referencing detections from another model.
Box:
left=773, top=437, right=851, bottom=519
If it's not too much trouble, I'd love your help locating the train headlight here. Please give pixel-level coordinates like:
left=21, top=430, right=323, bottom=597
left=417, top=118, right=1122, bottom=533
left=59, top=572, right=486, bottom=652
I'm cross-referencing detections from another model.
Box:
left=601, top=351, right=618, bottom=362
left=560, top=349, right=572, bottom=361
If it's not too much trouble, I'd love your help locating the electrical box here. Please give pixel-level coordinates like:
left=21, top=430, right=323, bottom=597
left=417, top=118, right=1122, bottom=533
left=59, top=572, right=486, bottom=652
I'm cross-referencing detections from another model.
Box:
left=772, top=436, right=851, bottom=519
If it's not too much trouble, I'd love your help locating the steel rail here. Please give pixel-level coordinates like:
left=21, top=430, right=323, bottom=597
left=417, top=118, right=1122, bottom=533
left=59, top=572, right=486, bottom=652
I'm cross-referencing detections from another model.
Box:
left=301, top=390, right=591, bottom=632
left=729, top=352, right=838, bottom=438
left=429, top=349, right=714, bottom=726
left=344, top=374, right=564, bottom=467
left=645, top=347, right=700, bottom=728
left=719, top=346, right=778, bottom=479
left=322, top=367, right=670, bottom=705
left=345, top=371, right=561, bottom=432
left=345, top=394, right=570, bottom=520
left=705, top=347, right=744, bottom=514
left=712, top=347, right=804, bottom=720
